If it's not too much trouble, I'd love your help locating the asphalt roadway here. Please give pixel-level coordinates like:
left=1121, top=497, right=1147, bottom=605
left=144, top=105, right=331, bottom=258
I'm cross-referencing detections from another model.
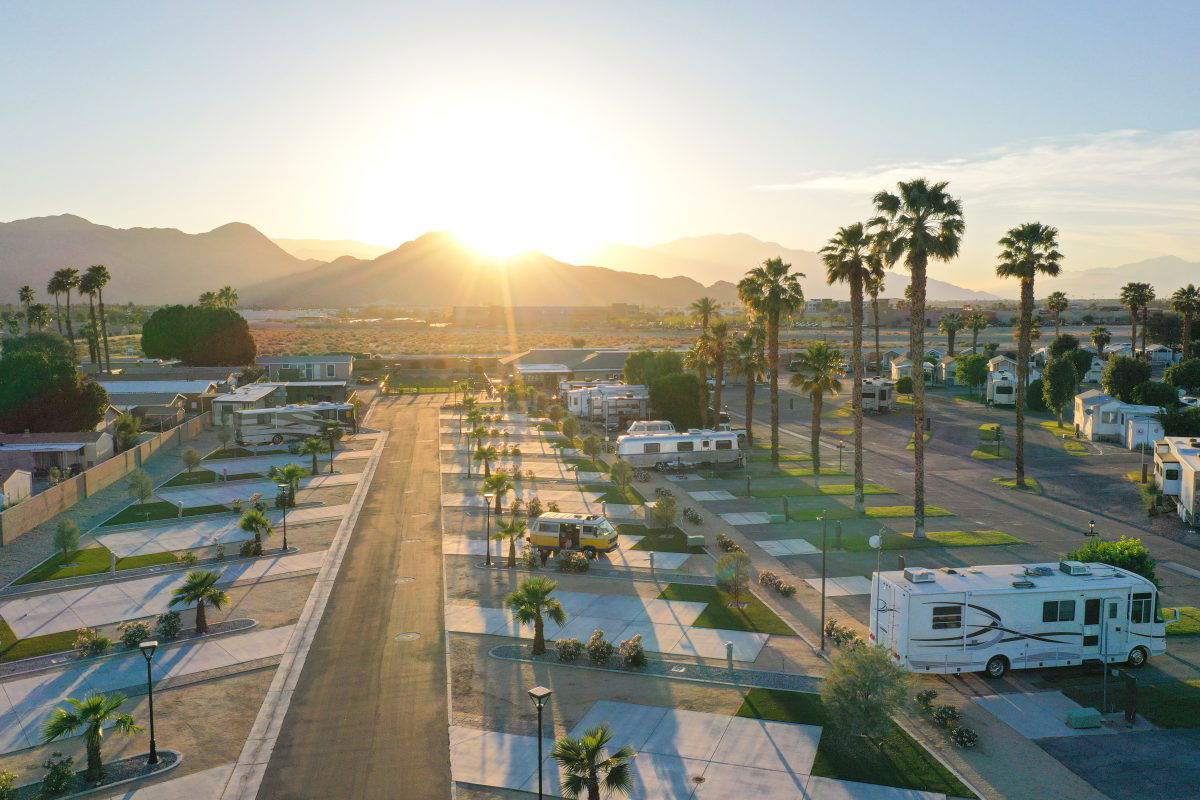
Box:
left=257, top=393, right=451, bottom=800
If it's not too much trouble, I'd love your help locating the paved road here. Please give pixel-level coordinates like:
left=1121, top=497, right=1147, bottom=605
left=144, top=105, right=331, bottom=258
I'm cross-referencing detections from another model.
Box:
left=257, top=394, right=451, bottom=800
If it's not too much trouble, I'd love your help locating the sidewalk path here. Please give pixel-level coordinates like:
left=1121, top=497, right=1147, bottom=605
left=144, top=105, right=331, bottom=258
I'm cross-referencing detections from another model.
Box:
left=0, top=625, right=293, bottom=754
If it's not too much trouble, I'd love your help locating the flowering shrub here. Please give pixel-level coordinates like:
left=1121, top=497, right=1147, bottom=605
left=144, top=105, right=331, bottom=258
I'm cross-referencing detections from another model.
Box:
left=950, top=726, right=979, bottom=748
left=586, top=630, right=615, bottom=664
left=156, top=611, right=183, bottom=640
left=932, top=705, right=962, bottom=728
left=682, top=507, right=703, bottom=525
left=619, top=634, right=647, bottom=669
left=823, top=618, right=860, bottom=648
left=654, top=487, right=674, bottom=499
left=716, top=533, right=743, bottom=553
left=759, top=571, right=781, bottom=589
left=118, top=621, right=154, bottom=649
left=558, top=551, right=590, bottom=573
left=777, top=583, right=797, bottom=598
left=915, top=689, right=938, bottom=712
left=555, top=638, right=583, bottom=662
left=74, top=628, right=110, bottom=657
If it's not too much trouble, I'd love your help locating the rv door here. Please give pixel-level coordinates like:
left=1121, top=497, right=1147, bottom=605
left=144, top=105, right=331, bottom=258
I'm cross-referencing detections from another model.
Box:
left=1102, top=597, right=1127, bottom=663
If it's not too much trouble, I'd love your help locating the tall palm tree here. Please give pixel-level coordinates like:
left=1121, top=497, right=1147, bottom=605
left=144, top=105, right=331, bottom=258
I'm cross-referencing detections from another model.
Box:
left=269, top=462, right=308, bottom=499
left=863, top=269, right=886, bottom=376
left=42, top=692, right=141, bottom=783
left=1045, top=291, right=1069, bottom=337
left=169, top=569, right=230, bottom=634
left=552, top=724, right=637, bottom=800
left=966, top=312, right=988, bottom=353
left=217, top=285, right=239, bottom=309
left=707, top=320, right=731, bottom=425
left=59, top=267, right=80, bottom=342
left=738, top=258, right=805, bottom=465
left=1171, top=284, right=1200, bottom=360
left=474, top=444, right=498, bottom=478
left=869, top=179, right=964, bottom=538
left=46, top=273, right=65, bottom=335
left=239, top=509, right=274, bottom=555
left=299, top=437, right=328, bottom=475
left=689, top=296, right=719, bottom=331
left=789, top=344, right=843, bottom=487
left=482, top=470, right=514, bottom=516
left=730, top=327, right=767, bottom=445
left=1138, top=284, right=1156, bottom=355
left=79, top=270, right=101, bottom=365
left=1120, top=282, right=1154, bottom=357
left=26, top=303, right=51, bottom=331
left=1091, top=326, right=1112, bottom=358
left=822, top=222, right=881, bottom=512
left=683, top=334, right=712, bottom=424
left=85, top=264, right=113, bottom=372
left=996, top=222, right=1063, bottom=490
left=505, top=575, right=567, bottom=655
left=494, top=515, right=526, bottom=567
left=938, top=312, right=964, bottom=358
left=18, top=285, right=34, bottom=333
left=199, top=290, right=218, bottom=308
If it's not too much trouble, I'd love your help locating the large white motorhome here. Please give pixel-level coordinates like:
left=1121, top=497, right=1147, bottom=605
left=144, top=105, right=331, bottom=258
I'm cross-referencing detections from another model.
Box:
left=615, top=429, right=743, bottom=469
left=871, top=561, right=1173, bottom=679
left=234, top=402, right=355, bottom=445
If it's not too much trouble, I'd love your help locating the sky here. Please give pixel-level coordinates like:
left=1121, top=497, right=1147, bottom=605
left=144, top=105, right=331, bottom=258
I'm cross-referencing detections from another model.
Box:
left=2, top=1, right=1198, bottom=290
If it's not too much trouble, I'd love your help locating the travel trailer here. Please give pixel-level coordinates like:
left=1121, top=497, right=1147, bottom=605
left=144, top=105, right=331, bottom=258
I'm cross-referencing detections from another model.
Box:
left=233, top=402, right=355, bottom=445
left=528, top=512, right=619, bottom=557
left=862, top=378, right=896, bottom=413
left=986, top=373, right=1015, bottom=406
left=615, top=429, right=743, bottom=469
left=871, top=561, right=1174, bottom=678
left=627, top=420, right=676, bottom=434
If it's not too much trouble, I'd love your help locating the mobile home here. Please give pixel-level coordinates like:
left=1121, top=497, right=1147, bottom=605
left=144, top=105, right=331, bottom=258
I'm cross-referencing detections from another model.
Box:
left=615, top=429, right=742, bottom=469
left=871, top=561, right=1171, bottom=678
left=233, top=402, right=355, bottom=445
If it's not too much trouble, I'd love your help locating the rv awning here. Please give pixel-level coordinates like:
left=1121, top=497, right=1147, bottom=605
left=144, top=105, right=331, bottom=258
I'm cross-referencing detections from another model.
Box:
left=0, top=443, right=85, bottom=452
left=516, top=364, right=571, bottom=374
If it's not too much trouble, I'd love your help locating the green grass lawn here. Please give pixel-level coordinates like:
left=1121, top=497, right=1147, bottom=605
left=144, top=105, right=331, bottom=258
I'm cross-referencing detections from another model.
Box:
left=827, top=428, right=853, bottom=436
left=991, top=476, right=1043, bottom=494
left=1164, top=607, right=1200, bottom=636
left=745, top=467, right=849, bottom=477
left=1038, top=419, right=1074, bottom=435
left=840, top=529, right=1021, bottom=551
left=971, top=444, right=1013, bottom=460
left=752, top=484, right=896, bottom=498
left=619, top=524, right=705, bottom=553
left=866, top=505, right=953, bottom=518
left=658, top=583, right=795, bottom=635
left=789, top=507, right=859, bottom=521
left=565, top=457, right=609, bottom=473
left=979, top=423, right=1001, bottom=440
left=101, top=501, right=232, bottom=526
left=905, top=431, right=932, bottom=450
left=1062, top=680, right=1200, bottom=728
left=13, top=547, right=177, bottom=585
left=162, top=469, right=219, bottom=487
left=0, top=617, right=80, bottom=664
left=737, top=689, right=976, bottom=797
left=749, top=453, right=812, bottom=463
left=1062, top=439, right=1092, bottom=456
left=203, top=447, right=254, bottom=460
left=582, top=484, right=644, bottom=504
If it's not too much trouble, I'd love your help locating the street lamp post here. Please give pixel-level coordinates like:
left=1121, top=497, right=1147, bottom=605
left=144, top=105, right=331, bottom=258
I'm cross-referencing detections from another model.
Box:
left=139, top=641, right=159, bottom=765
left=483, top=492, right=496, bottom=566
left=819, top=513, right=827, bottom=650
left=1088, top=519, right=1097, bottom=538
left=276, top=481, right=290, bottom=551
left=528, top=686, right=552, bottom=800
left=837, top=442, right=844, bottom=472
left=995, top=426, right=1004, bottom=457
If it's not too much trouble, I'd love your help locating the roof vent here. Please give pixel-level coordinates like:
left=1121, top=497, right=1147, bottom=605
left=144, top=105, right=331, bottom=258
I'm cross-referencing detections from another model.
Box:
left=1012, top=579, right=1036, bottom=588
left=1025, top=566, right=1053, bottom=577
left=1060, top=560, right=1092, bottom=576
left=903, top=567, right=935, bottom=584
left=940, top=567, right=958, bottom=575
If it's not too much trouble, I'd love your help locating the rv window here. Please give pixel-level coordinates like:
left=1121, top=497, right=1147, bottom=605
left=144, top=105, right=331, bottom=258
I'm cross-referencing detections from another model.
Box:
left=931, top=606, right=961, bottom=630
left=1084, top=598, right=1100, bottom=626
left=643, top=443, right=661, bottom=454
left=715, top=440, right=732, bottom=450
left=677, top=441, right=694, bottom=452
left=326, top=364, right=336, bottom=378
left=1042, top=600, right=1075, bottom=623
left=1130, top=593, right=1153, bottom=624
left=702, top=440, right=711, bottom=448
left=257, top=414, right=271, bottom=425
left=1166, top=468, right=1179, bottom=480
left=1083, top=634, right=1099, bottom=646
left=538, top=523, right=557, bottom=533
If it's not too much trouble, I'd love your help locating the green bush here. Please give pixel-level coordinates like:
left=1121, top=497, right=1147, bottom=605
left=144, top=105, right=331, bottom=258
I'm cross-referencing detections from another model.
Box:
left=156, top=611, right=183, bottom=640
left=915, top=689, right=938, bottom=712
left=74, top=627, right=110, bottom=657
left=950, top=726, right=979, bottom=748
left=586, top=630, right=615, bottom=665
left=895, top=376, right=913, bottom=394
left=118, top=621, right=153, bottom=649
left=1026, top=378, right=1048, bottom=411
left=39, top=752, right=75, bottom=798
left=557, top=551, right=589, bottom=573
left=620, top=633, right=647, bottom=669
left=0, top=768, right=17, bottom=800
left=932, top=705, right=961, bottom=727
left=555, top=637, right=583, bottom=662
left=1067, top=535, right=1159, bottom=586
left=1132, top=380, right=1180, bottom=407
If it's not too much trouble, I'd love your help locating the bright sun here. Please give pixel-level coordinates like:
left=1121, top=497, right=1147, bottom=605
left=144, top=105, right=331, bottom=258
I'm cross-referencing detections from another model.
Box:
left=352, top=95, right=634, bottom=262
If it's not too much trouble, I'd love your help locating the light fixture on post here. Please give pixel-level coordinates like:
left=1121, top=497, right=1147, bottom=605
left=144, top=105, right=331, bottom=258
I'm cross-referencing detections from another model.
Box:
left=139, top=640, right=160, bottom=765
left=276, top=481, right=290, bottom=551
left=483, top=492, right=496, bottom=566
left=528, top=686, right=552, bottom=800
left=1088, top=519, right=1096, bottom=537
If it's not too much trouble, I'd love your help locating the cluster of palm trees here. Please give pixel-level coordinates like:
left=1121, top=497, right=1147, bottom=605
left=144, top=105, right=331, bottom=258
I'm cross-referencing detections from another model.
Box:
left=198, top=285, right=239, bottom=310
left=10, top=264, right=115, bottom=369
left=1120, top=282, right=1200, bottom=361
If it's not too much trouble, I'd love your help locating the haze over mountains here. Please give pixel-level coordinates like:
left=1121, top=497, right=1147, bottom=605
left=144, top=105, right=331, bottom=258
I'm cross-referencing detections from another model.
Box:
left=1, top=215, right=1194, bottom=308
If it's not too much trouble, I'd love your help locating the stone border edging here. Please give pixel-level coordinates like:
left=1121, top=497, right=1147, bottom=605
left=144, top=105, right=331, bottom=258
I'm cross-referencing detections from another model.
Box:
left=40, top=749, right=183, bottom=800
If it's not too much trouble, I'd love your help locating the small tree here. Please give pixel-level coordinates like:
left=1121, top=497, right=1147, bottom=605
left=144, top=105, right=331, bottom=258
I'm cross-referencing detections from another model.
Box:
left=609, top=459, right=634, bottom=490
left=561, top=416, right=581, bottom=442
left=651, top=494, right=678, bottom=530
left=41, top=692, right=141, bottom=783
left=54, top=519, right=80, bottom=563
left=714, top=551, right=752, bottom=607
left=1042, top=357, right=1077, bottom=425
left=299, top=437, right=329, bottom=475
left=216, top=424, right=234, bottom=451
left=1132, top=380, right=1180, bottom=407
left=1067, top=535, right=1159, bottom=587
left=1102, top=355, right=1152, bottom=403
left=169, top=569, right=230, bottom=634
left=552, top=724, right=637, bottom=800
left=182, top=446, right=202, bottom=473
left=494, top=515, right=527, bottom=568
left=820, top=644, right=910, bottom=745
left=581, top=434, right=602, bottom=468
left=127, top=468, right=154, bottom=505
left=955, top=353, right=989, bottom=398
left=505, top=575, right=567, bottom=655
left=1164, top=358, right=1200, bottom=394
left=238, top=509, right=274, bottom=555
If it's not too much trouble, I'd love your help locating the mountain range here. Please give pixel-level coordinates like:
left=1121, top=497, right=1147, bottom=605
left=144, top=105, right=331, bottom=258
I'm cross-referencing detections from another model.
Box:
left=271, top=238, right=391, bottom=262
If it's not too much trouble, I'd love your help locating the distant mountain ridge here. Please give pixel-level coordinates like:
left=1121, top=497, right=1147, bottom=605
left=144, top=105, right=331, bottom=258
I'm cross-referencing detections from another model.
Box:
left=272, top=237, right=392, bottom=262
left=0, top=214, right=316, bottom=304
left=588, top=234, right=999, bottom=302
left=1022, top=255, right=1200, bottom=299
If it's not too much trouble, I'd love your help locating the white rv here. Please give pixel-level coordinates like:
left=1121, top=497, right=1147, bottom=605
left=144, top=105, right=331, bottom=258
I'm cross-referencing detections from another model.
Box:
left=986, top=373, right=1016, bottom=406
left=871, top=561, right=1172, bottom=679
left=615, top=429, right=742, bottom=469
left=234, top=402, right=355, bottom=445
left=862, top=378, right=896, bottom=413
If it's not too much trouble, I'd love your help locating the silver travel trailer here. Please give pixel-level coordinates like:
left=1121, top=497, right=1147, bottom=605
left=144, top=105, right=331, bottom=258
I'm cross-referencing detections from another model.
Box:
left=615, top=429, right=743, bottom=469
left=626, top=420, right=676, bottom=434
left=234, top=402, right=355, bottom=445
left=861, top=378, right=896, bottom=413
left=871, top=561, right=1174, bottom=678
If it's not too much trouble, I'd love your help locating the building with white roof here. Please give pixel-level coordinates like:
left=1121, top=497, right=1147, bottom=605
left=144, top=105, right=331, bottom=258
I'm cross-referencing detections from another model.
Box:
left=0, top=431, right=114, bottom=474
left=212, top=383, right=287, bottom=426
left=1154, top=436, right=1200, bottom=526
left=1073, top=389, right=1161, bottom=443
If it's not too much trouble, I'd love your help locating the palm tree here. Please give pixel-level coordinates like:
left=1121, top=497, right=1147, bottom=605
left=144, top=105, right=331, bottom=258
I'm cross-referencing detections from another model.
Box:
left=217, top=285, right=238, bottom=308
left=78, top=270, right=101, bottom=366
left=18, top=285, right=34, bottom=333
left=789, top=344, right=843, bottom=487
left=84, top=265, right=113, bottom=372
left=683, top=334, right=712, bottom=425
left=1171, top=284, right=1200, bottom=360
left=1045, top=291, right=1069, bottom=337
left=938, top=312, right=964, bottom=358
left=996, top=222, right=1063, bottom=490
left=730, top=327, right=767, bottom=446
left=869, top=179, right=964, bottom=538
left=689, top=296, right=719, bottom=331
left=474, top=444, right=498, bottom=478
left=482, top=470, right=514, bottom=517
left=25, top=303, right=51, bottom=331
left=966, top=312, right=988, bottom=353
left=738, top=258, right=805, bottom=465
left=506, top=575, right=567, bottom=655
left=169, top=569, right=230, bottom=634
left=239, top=509, right=274, bottom=555
left=1091, top=326, right=1112, bottom=358
left=298, top=437, right=328, bottom=475
left=494, top=515, right=526, bottom=567
left=42, top=692, right=141, bottom=783
left=2, top=312, right=21, bottom=337
left=552, top=724, right=637, bottom=800
left=46, top=273, right=66, bottom=335
left=1120, top=282, right=1154, bottom=357
left=707, top=320, right=731, bottom=425
left=864, top=269, right=886, bottom=376
left=199, top=290, right=218, bottom=308
left=822, top=222, right=881, bottom=512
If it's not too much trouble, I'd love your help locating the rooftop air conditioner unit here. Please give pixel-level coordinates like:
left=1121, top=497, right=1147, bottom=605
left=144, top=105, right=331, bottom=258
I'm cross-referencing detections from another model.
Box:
left=1025, top=566, right=1054, bottom=577
left=1060, top=560, right=1092, bottom=576
left=903, top=567, right=935, bottom=584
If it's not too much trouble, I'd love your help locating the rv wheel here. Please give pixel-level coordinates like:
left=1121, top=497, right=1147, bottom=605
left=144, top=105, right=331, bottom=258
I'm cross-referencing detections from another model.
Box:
left=984, top=655, right=1008, bottom=678
left=1126, top=647, right=1148, bottom=668
left=583, top=546, right=596, bottom=559
left=272, top=434, right=284, bottom=444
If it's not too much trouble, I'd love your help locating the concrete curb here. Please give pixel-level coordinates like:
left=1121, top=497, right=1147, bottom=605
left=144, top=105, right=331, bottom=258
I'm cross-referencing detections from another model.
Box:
left=46, top=749, right=183, bottom=799
left=219, top=427, right=388, bottom=799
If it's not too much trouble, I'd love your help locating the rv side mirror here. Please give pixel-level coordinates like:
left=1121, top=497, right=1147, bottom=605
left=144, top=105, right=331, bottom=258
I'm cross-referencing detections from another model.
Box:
left=1163, top=607, right=1181, bottom=625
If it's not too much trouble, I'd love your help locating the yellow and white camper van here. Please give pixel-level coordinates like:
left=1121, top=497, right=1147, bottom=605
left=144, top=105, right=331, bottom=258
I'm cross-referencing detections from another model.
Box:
left=528, top=512, right=619, bottom=556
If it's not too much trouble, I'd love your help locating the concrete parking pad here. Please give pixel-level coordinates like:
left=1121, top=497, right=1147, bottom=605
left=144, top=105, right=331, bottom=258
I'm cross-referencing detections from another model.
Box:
left=440, top=489, right=604, bottom=513
left=688, top=490, right=737, bottom=501
left=572, top=700, right=669, bottom=750
left=721, top=512, right=772, bottom=525
left=158, top=474, right=355, bottom=507
left=757, top=539, right=820, bottom=556
left=441, top=537, right=489, bottom=555
left=640, top=708, right=733, bottom=761
left=692, top=762, right=809, bottom=798
left=672, top=627, right=770, bottom=661
left=711, top=714, right=821, bottom=774
left=447, top=728, right=546, bottom=789
left=974, top=691, right=1150, bottom=739
left=98, top=515, right=255, bottom=557
left=803, top=576, right=872, bottom=596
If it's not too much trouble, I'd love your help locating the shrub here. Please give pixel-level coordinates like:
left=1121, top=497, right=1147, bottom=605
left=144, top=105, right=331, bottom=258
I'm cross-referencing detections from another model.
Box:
left=39, top=752, right=75, bottom=798
left=759, top=570, right=782, bottom=589
left=950, top=725, right=979, bottom=748
left=118, top=621, right=153, bottom=649
left=555, top=637, right=583, bottom=663
left=180, top=550, right=199, bottom=566
left=715, top=533, right=743, bottom=553
left=896, top=375, right=913, bottom=394
left=932, top=705, right=962, bottom=728
left=74, top=627, right=110, bottom=657
left=682, top=507, right=703, bottom=525
left=526, top=497, right=544, bottom=519
left=547, top=501, right=561, bottom=512
left=620, top=633, right=647, bottom=669
left=239, top=540, right=258, bottom=557
left=654, top=486, right=675, bottom=499
left=520, top=544, right=541, bottom=570
left=557, top=551, right=589, bottom=573
left=0, top=769, right=16, bottom=800
left=823, top=618, right=860, bottom=648
left=511, top=446, right=522, bottom=457
left=915, top=689, right=938, bottom=712
left=156, top=611, right=183, bottom=640
left=215, top=543, right=226, bottom=561
left=778, top=583, right=797, bottom=598
left=586, top=630, right=615, bottom=665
